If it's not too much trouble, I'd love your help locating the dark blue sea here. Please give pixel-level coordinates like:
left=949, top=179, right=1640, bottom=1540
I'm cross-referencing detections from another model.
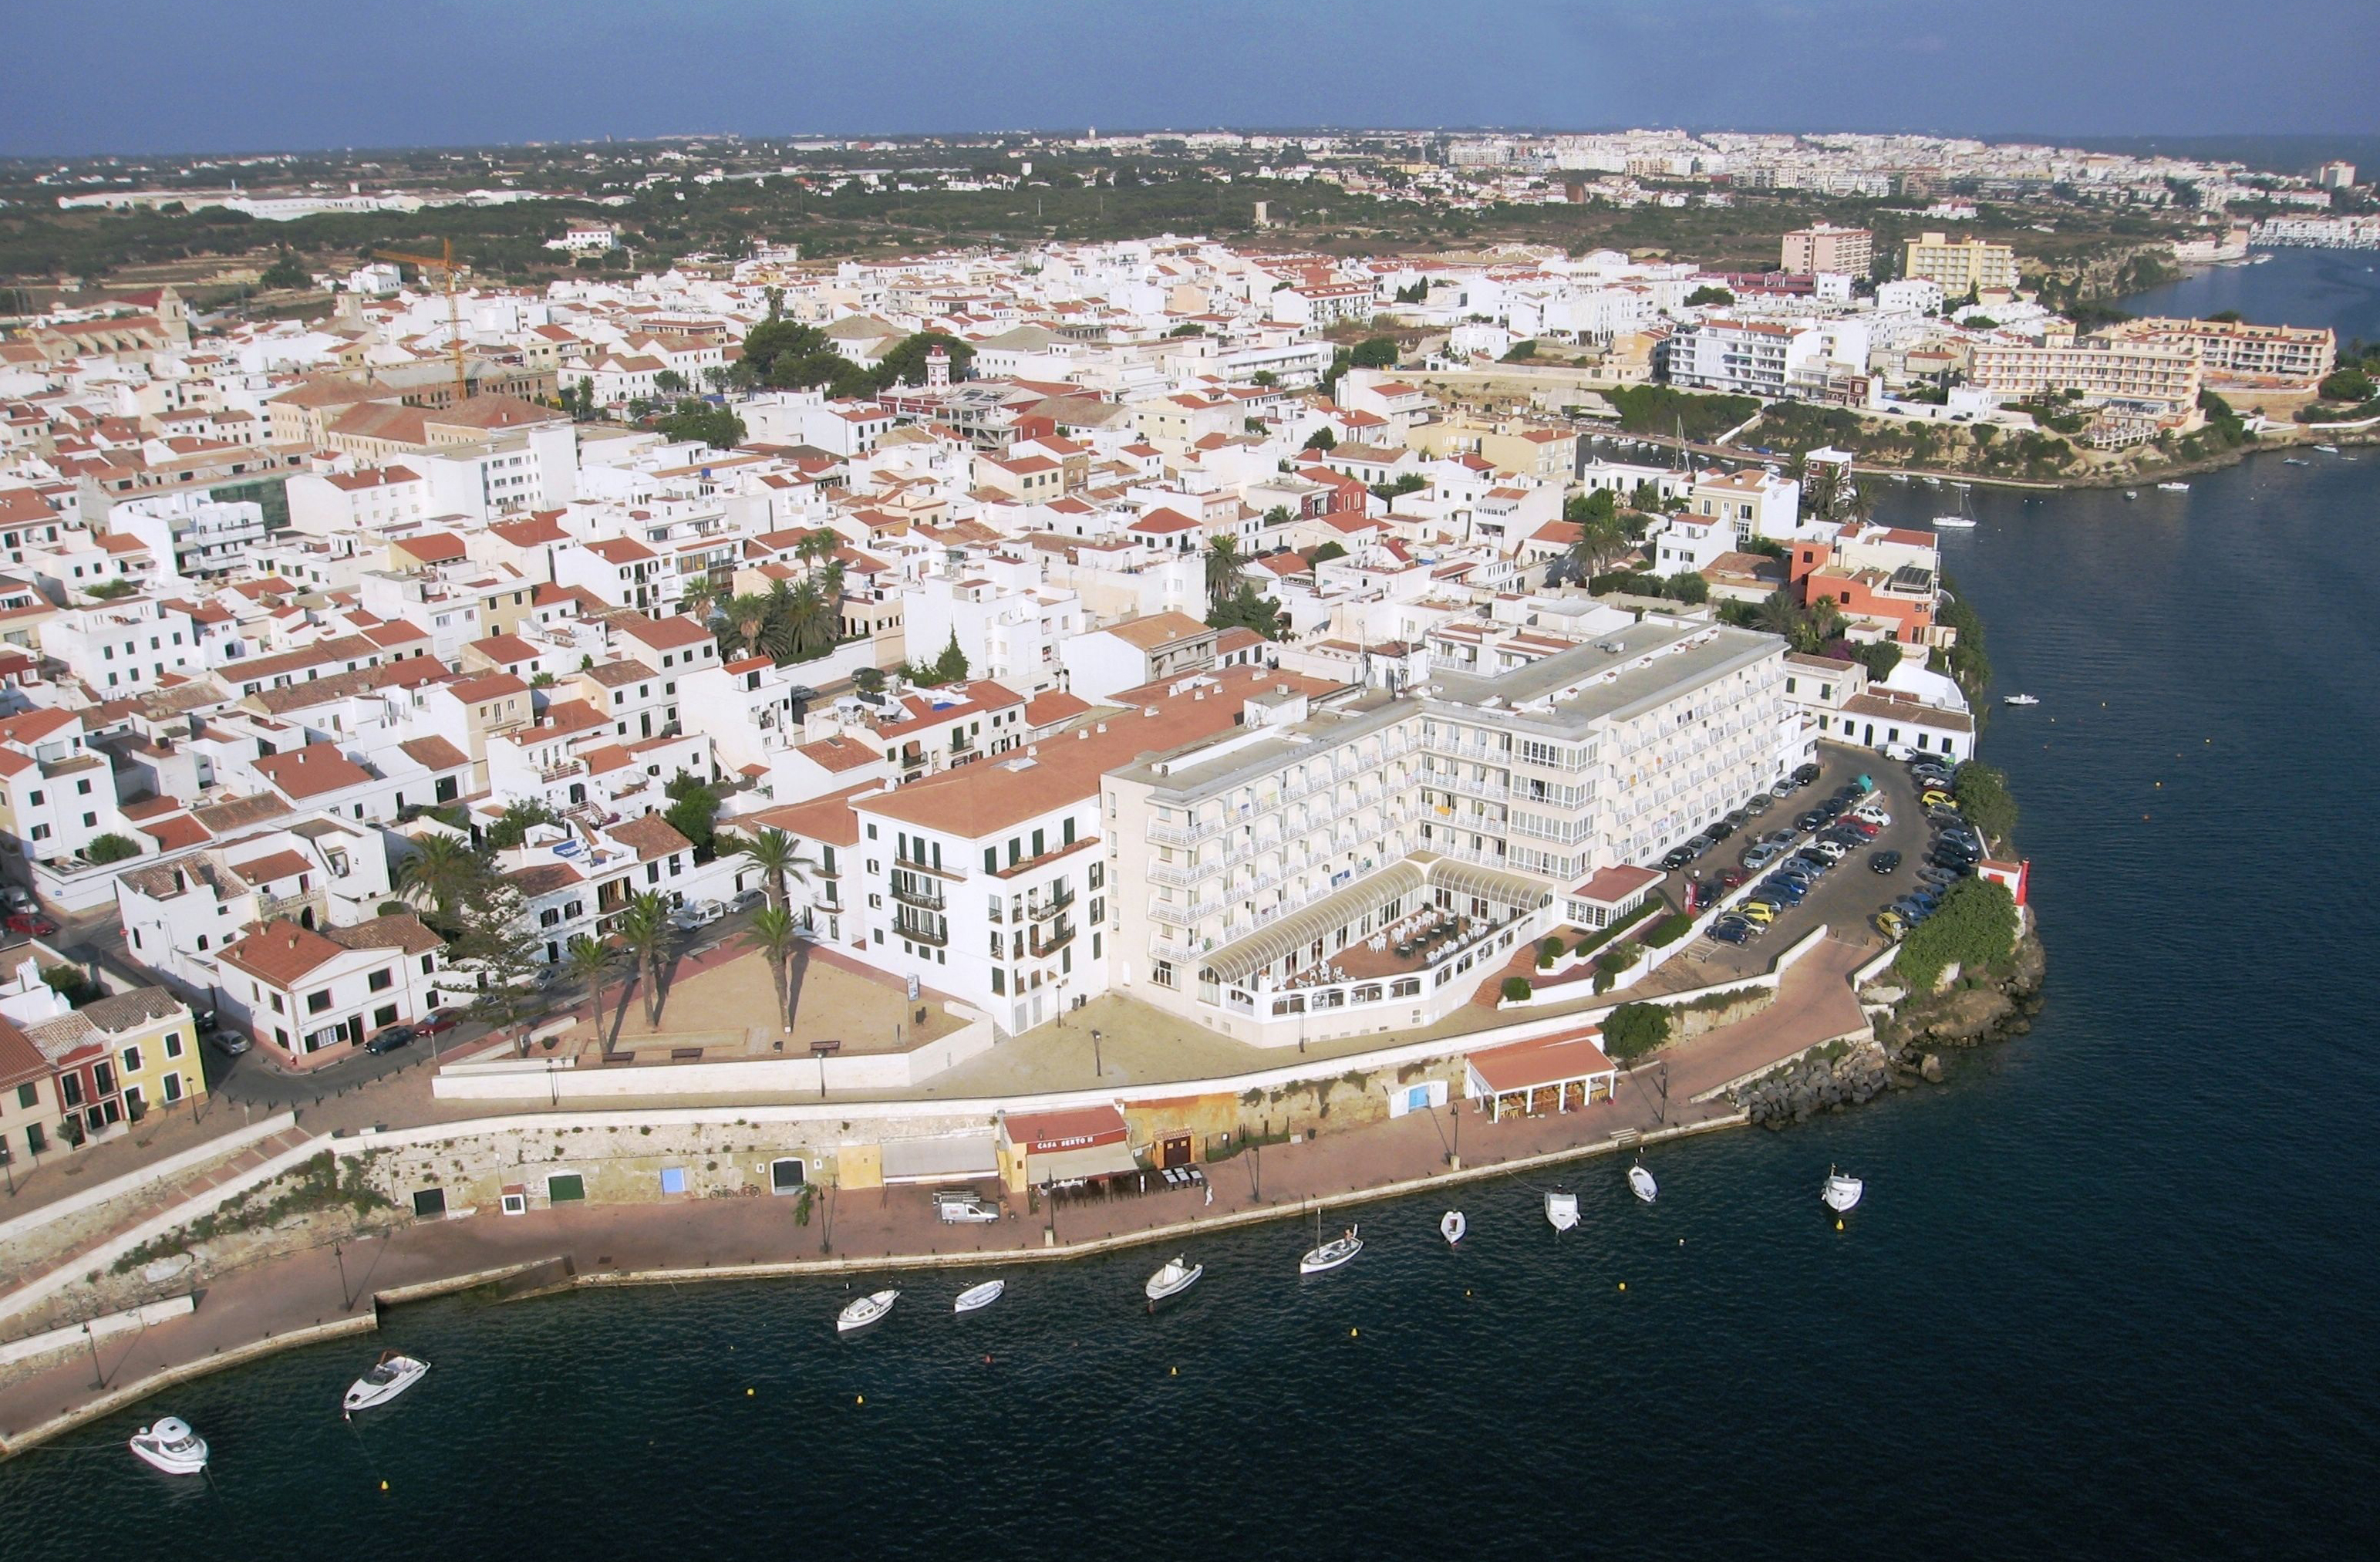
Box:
left=5, top=258, right=2379, bottom=1560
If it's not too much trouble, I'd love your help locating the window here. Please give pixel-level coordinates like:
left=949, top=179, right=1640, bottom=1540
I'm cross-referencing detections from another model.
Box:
left=165, top=1031, right=183, bottom=1058
left=1089, top=861, right=1104, bottom=890
left=991, top=969, right=1005, bottom=995
left=373, top=1004, right=399, bottom=1028
left=1031, top=828, right=1045, bottom=858
left=412, top=1187, right=448, bottom=1218
left=15, top=1082, right=35, bottom=1109
left=305, top=990, right=332, bottom=1014
left=985, top=847, right=997, bottom=872
left=659, top=1167, right=687, bottom=1195
left=162, top=1073, right=182, bottom=1104
left=368, top=968, right=393, bottom=992
left=1062, top=818, right=1076, bottom=846
left=547, top=1172, right=586, bottom=1203
left=421, top=954, right=436, bottom=974
left=120, top=1045, right=142, bottom=1075
left=76, top=778, right=90, bottom=795
left=270, top=992, right=285, bottom=1014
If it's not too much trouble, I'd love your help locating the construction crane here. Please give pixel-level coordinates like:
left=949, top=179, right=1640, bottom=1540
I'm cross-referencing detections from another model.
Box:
left=373, top=238, right=470, bottom=406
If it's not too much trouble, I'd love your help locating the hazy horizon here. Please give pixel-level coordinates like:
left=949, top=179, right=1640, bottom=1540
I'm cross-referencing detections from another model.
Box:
left=2, top=0, right=2374, bottom=160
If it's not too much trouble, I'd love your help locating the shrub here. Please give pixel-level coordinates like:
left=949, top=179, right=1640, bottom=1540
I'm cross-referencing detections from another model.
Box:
left=1538, top=950, right=1556, bottom=970
left=1643, top=913, right=1695, bottom=948
left=85, top=832, right=142, bottom=865
left=1541, top=936, right=1566, bottom=960
left=1894, top=878, right=2019, bottom=994
left=1953, top=761, right=2017, bottom=848
left=1500, top=977, right=1533, bottom=1004
left=1602, top=1003, right=1671, bottom=1061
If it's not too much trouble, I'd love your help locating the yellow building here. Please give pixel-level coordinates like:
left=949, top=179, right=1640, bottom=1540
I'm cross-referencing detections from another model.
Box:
left=1901, top=231, right=2020, bottom=297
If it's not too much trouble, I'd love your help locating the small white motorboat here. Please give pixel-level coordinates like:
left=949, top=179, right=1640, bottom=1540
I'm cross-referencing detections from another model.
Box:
left=342, top=1349, right=429, bottom=1413
left=1930, top=514, right=1976, bottom=529
left=837, top=1289, right=899, bottom=1332
left=953, top=1280, right=1004, bottom=1315
left=1300, top=1223, right=1363, bottom=1276
left=129, top=1417, right=208, bottom=1475
left=1628, top=1164, right=1658, bottom=1204
left=2122, top=489, right=2138, bottom=501
left=1545, top=1189, right=1579, bottom=1233
left=1440, top=1209, right=1467, bottom=1244
left=2314, top=444, right=2340, bottom=454
left=2003, top=693, right=2040, bottom=707
left=1144, top=1256, right=1202, bottom=1304
left=2157, top=481, right=2190, bottom=493
left=1822, top=1166, right=1865, bottom=1214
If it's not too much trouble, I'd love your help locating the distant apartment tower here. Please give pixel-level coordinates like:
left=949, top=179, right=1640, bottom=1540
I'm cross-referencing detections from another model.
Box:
left=1900, top=231, right=2020, bottom=296
left=2317, top=160, right=2357, bottom=191
left=1782, top=224, right=1873, bottom=278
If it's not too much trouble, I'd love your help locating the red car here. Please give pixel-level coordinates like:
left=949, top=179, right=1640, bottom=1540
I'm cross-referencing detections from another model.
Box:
left=5, top=912, right=57, bottom=937
left=416, top=1012, right=460, bottom=1037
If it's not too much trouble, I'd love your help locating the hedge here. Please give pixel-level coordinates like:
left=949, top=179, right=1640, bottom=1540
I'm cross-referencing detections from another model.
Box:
left=1643, top=912, right=1695, bottom=948
left=1570, top=899, right=1659, bottom=960
left=1602, top=1003, right=1670, bottom=1061
left=1500, top=977, right=1533, bottom=1004
left=1893, top=878, right=2019, bottom=994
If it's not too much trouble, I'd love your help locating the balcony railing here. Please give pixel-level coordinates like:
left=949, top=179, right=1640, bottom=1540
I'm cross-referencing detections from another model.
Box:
left=1029, top=919, right=1075, bottom=957
left=1027, top=887, right=1075, bottom=921
left=890, top=878, right=945, bottom=912
left=893, top=913, right=948, bottom=947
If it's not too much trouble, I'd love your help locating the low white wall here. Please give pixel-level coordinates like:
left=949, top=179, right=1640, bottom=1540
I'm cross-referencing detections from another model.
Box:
left=432, top=1015, right=998, bottom=1102
left=0, top=1295, right=194, bottom=1368
left=0, top=1111, right=298, bottom=1251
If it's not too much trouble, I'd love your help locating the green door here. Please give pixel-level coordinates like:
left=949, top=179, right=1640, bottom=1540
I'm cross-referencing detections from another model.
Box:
left=548, top=1173, right=586, bottom=1203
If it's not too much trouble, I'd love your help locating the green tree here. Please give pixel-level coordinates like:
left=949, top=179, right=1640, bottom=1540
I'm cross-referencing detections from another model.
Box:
left=2320, top=367, right=2374, bottom=403
left=655, top=397, right=744, bottom=450
left=1663, top=571, right=1710, bottom=605
left=1894, top=877, right=2019, bottom=994
left=1301, top=427, right=1337, bottom=451
left=729, top=827, right=811, bottom=909
left=84, top=579, right=137, bottom=601
left=663, top=771, right=723, bottom=861
left=1855, top=640, right=1904, bottom=684
left=563, top=933, right=622, bottom=1037
left=1307, top=540, right=1347, bottom=565
left=85, top=833, right=142, bottom=865
left=653, top=368, right=687, bottom=396
left=745, top=904, right=801, bottom=1033
left=1953, top=761, right=2018, bottom=849
left=1684, top=285, right=1734, bottom=308
left=875, top=330, right=975, bottom=386
left=1205, top=582, right=1286, bottom=640
left=441, top=883, right=548, bottom=1037
left=259, top=251, right=311, bottom=290
left=616, top=891, right=676, bottom=1027
left=1348, top=336, right=1400, bottom=369
left=395, top=832, right=487, bottom=932
left=1204, top=535, right=1246, bottom=606
left=484, top=799, right=561, bottom=851
left=931, top=629, right=969, bottom=683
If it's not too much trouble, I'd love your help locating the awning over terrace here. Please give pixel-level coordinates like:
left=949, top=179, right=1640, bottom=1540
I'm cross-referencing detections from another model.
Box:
left=1198, top=862, right=1426, bottom=987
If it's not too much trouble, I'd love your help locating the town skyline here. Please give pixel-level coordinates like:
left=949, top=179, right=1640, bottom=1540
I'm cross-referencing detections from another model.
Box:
left=4, top=0, right=2376, bottom=157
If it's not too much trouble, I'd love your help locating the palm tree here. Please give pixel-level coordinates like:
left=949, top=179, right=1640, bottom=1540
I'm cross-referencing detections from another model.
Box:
left=721, top=592, right=774, bottom=656
left=617, top=892, right=675, bottom=1027
left=563, top=933, right=619, bottom=1035
left=796, top=528, right=839, bottom=574
left=733, top=827, right=810, bottom=909
left=745, top=906, right=800, bottom=1032
left=679, top=577, right=720, bottom=625
left=1754, top=588, right=1805, bottom=645
left=1204, top=535, right=1246, bottom=606
left=396, top=833, right=486, bottom=928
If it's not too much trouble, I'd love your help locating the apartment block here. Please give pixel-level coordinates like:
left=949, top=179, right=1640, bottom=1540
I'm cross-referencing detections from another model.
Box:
left=1900, top=232, right=2020, bottom=295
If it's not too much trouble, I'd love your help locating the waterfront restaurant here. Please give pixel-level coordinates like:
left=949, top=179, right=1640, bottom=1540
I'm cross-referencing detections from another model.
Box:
left=1465, top=1025, right=1620, bottom=1122
left=996, top=1104, right=1142, bottom=1193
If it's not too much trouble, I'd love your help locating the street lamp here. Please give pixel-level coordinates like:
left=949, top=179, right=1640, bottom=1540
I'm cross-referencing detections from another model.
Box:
left=334, top=1239, right=351, bottom=1311
left=1090, top=1027, right=1103, bottom=1079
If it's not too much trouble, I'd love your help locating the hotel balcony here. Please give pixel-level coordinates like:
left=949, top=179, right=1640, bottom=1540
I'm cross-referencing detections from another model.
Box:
left=890, top=878, right=946, bottom=912
left=1029, top=918, right=1076, bottom=958
left=893, top=913, right=948, bottom=948
left=1027, top=886, right=1075, bottom=922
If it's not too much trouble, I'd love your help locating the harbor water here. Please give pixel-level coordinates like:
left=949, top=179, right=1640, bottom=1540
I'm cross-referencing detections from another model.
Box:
left=3, top=265, right=2378, bottom=1559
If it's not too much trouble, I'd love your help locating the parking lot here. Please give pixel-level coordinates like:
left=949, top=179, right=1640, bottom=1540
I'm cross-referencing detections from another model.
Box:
left=1645, top=744, right=1950, bottom=983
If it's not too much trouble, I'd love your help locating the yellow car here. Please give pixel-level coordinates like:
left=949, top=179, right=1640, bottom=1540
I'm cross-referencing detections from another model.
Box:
left=1873, top=909, right=1906, bottom=939
left=1920, top=789, right=1954, bottom=810
left=1739, top=900, right=1777, bottom=925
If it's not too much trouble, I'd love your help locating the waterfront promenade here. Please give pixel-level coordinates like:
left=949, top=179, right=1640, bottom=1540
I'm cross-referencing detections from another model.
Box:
left=0, top=936, right=1873, bottom=1454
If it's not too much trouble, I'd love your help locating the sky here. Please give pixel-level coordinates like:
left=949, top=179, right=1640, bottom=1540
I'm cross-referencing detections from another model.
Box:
left=2, top=0, right=2375, bottom=158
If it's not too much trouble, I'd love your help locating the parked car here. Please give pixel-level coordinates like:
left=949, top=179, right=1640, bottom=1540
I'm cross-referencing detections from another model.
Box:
left=1853, top=806, right=1893, bottom=828
left=1717, top=869, right=1748, bottom=890
left=1762, top=828, right=1798, bottom=847
left=1842, top=819, right=1881, bottom=840
left=1704, top=821, right=1736, bottom=844
left=207, top=1028, right=251, bottom=1058
left=668, top=899, right=726, bottom=931
left=1795, top=811, right=1828, bottom=832
left=1741, top=843, right=1785, bottom=871
left=1761, top=878, right=1809, bottom=906
left=1874, top=909, right=1906, bottom=939
left=1869, top=850, right=1903, bottom=875
left=1786, top=853, right=1831, bottom=878
left=4, top=912, right=57, bottom=938
left=1709, top=919, right=1753, bottom=946
left=1809, top=841, right=1849, bottom=863
left=1738, top=900, right=1777, bottom=924
left=416, top=1013, right=460, bottom=1037
left=727, top=887, right=767, bottom=913
left=1816, top=798, right=1849, bottom=822
left=1916, top=865, right=1959, bottom=887
left=2, top=886, right=33, bottom=915
left=1746, top=793, right=1775, bottom=812
left=363, top=1025, right=418, bottom=1055
left=1723, top=808, right=1751, bottom=828
left=1660, top=845, right=1697, bottom=871
left=1792, top=763, right=1822, bottom=785
left=1920, top=789, right=1955, bottom=811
